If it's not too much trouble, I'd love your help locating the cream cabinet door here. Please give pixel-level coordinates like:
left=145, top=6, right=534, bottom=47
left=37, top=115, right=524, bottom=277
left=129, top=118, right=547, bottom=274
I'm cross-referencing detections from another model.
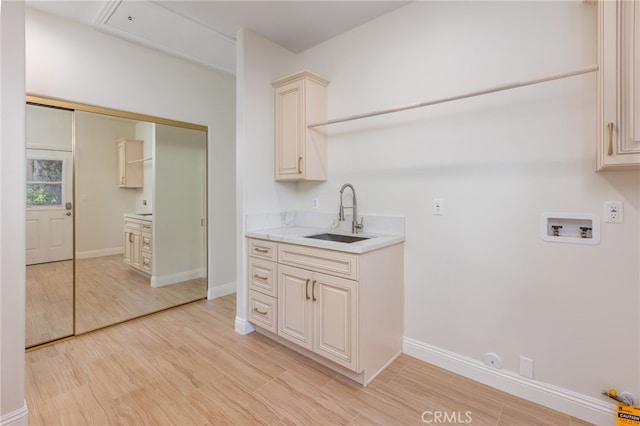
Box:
left=124, top=230, right=141, bottom=269
left=597, top=0, right=640, bottom=169
left=278, top=264, right=314, bottom=351
left=274, top=78, right=304, bottom=179
left=272, top=71, right=329, bottom=181
left=313, top=272, right=358, bottom=372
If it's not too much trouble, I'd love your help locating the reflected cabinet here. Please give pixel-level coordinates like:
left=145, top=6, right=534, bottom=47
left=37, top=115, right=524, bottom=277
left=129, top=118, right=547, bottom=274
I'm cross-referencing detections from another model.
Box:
left=25, top=98, right=209, bottom=348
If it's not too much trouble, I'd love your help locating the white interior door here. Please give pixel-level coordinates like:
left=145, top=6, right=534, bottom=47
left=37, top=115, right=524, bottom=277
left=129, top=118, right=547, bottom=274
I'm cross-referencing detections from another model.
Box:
left=26, top=149, right=73, bottom=265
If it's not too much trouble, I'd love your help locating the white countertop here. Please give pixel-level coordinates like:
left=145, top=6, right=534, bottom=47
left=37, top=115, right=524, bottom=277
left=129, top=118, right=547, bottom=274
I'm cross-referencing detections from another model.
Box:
left=245, top=226, right=404, bottom=254
left=124, top=213, right=153, bottom=221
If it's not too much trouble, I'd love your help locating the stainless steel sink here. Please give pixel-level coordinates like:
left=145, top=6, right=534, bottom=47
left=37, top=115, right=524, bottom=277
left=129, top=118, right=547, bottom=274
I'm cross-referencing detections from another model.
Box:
left=304, top=233, right=371, bottom=243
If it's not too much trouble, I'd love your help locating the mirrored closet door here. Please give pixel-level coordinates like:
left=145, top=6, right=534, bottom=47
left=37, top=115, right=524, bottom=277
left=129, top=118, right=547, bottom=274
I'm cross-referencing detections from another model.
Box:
left=25, top=98, right=208, bottom=348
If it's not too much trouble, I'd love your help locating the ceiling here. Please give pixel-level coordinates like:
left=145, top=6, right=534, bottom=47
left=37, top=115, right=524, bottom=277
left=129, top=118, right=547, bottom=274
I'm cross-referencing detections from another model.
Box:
left=25, top=0, right=411, bottom=75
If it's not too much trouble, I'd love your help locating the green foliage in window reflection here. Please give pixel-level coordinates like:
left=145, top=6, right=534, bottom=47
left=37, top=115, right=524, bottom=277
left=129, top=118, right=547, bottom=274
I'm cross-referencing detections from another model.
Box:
left=26, top=159, right=63, bottom=207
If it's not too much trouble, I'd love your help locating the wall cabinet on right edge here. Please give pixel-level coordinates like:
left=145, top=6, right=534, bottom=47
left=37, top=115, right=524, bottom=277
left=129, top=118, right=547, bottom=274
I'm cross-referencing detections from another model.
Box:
left=597, top=0, right=640, bottom=170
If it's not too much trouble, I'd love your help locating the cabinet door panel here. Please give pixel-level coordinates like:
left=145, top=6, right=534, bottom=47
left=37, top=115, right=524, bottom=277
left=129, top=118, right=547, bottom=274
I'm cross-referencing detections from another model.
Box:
left=278, top=264, right=313, bottom=350
left=598, top=0, right=640, bottom=169
left=314, top=273, right=358, bottom=372
left=274, top=81, right=303, bottom=179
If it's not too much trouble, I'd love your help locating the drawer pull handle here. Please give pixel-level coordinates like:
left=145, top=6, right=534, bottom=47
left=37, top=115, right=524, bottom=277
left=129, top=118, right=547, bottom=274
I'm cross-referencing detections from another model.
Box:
left=607, top=122, right=614, bottom=156
left=129, top=233, right=134, bottom=243
left=305, top=279, right=310, bottom=300
left=254, top=274, right=268, bottom=281
left=298, top=156, right=302, bottom=174
left=253, top=307, right=268, bottom=316
left=254, top=247, right=269, bottom=253
left=312, top=280, right=317, bottom=302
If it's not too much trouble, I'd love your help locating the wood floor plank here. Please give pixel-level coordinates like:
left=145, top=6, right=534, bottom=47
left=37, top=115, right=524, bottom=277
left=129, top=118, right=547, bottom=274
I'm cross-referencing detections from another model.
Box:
left=25, top=294, right=595, bottom=426
left=253, top=371, right=358, bottom=426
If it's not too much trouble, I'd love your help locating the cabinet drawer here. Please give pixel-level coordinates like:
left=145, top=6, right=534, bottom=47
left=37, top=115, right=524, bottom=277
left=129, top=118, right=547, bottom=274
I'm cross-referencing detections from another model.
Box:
left=278, top=243, right=359, bottom=280
left=248, top=238, right=277, bottom=261
left=248, top=290, right=277, bottom=333
left=141, top=220, right=152, bottom=232
left=141, top=233, right=152, bottom=253
left=248, top=257, right=277, bottom=297
left=124, top=217, right=141, bottom=231
left=141, top=254, right=152, bottom=274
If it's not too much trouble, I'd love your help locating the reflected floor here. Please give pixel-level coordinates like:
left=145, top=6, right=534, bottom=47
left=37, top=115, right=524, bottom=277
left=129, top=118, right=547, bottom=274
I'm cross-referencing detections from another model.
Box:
left=26, top=255, right=207, bottom=347
left=26, top=260, right=74, bottom=348
left=76, top=255, right=207, bottom=334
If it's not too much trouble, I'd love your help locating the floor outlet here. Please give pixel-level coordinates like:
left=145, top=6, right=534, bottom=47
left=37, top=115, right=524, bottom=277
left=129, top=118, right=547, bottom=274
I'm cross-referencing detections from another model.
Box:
left=604, top=201, right=623, bottom=223
left=483, top=352, right=502, bottom=369
left=519, top=356, right=534, bottom=379
left=433, top=198, right=444, bottom=215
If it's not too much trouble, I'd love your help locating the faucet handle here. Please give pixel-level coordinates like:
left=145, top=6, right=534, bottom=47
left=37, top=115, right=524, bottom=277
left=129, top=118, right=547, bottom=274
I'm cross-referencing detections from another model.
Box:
left=354, top=216, right=364, bottom=233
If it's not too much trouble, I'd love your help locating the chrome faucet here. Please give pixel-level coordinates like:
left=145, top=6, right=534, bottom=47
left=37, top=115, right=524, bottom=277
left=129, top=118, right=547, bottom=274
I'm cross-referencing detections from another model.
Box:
left=339, top=183, right=363, bottom=234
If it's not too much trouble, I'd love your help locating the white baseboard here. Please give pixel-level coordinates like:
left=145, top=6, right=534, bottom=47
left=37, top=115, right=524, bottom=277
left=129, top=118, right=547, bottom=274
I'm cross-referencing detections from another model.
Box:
left=207, top=281, right=236, bottom=300
left=234, top=316, right=255, bottom=335
left=1, top=401, right=28, bottom=426
left=403, top=337, right=615, bottom=426
left=76, top=247, right=123, bottom=259
left=151, top=268, right=205, bottom=288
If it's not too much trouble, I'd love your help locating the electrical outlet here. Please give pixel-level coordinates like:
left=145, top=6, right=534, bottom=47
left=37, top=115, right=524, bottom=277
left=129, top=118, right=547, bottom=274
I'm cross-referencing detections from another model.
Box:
left=433, top=198, right=444, bottom=215
left=312, top=198, right=319, bottom=209
left=519, top=356, right=534, bottom=379
left=604, top=201, right=623, bottom=223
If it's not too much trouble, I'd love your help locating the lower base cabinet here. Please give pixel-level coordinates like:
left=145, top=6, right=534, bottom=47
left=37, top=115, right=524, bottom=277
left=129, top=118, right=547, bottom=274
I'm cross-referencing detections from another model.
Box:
left=247, top=238, right=404, bottom=385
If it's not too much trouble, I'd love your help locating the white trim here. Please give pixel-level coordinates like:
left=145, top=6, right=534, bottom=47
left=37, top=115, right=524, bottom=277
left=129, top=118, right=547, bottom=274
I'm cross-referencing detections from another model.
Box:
left=0, top=401, right=28, bottom=426
left=207, top=281, right=236, bottom=300
left=234, top=316, right=255, bottom=335
left=403, top=337, right=615, bottom=425
left=75, top=247, right=123, bottom=259
left=150, top=268, right=205, bottom=288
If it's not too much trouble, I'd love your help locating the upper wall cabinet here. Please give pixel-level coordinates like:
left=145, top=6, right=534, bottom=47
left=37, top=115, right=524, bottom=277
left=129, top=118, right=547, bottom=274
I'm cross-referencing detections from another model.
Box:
left=597, top=0, right=640, bottom=170
left=117, top=138, right=143, bottom=188
left=273, top=71, right=330, bottom=181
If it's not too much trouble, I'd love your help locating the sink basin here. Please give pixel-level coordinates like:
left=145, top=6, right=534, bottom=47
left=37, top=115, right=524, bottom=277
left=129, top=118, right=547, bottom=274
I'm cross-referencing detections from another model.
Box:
left=304, top=233, right=371, bottom=243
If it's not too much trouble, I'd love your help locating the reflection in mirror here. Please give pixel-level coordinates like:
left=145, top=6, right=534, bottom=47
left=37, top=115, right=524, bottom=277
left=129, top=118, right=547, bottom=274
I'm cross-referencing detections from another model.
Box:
left=25, top=97, right=208, bottom=347
left=74, top=111, right=207, bottom=334
left=25, top=104, right=75, bottom=348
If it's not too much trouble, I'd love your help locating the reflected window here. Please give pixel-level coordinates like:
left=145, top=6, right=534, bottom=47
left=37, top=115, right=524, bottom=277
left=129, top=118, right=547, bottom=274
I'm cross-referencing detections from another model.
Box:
left=26, top=159, right=64, bottom=207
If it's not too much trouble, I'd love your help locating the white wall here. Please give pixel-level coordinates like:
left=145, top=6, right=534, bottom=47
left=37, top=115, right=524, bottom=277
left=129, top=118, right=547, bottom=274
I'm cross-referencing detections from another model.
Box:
left=0, top=1, right=28, bottom=424
left=154, top=124, right=206, bottom=284
left=135, top=121, right=154, bottom=213
left=25, top=7, right=237, bottom=290
left=237, top=1, right=639, bottom=421
left=75, top=112, right=138, bottom=255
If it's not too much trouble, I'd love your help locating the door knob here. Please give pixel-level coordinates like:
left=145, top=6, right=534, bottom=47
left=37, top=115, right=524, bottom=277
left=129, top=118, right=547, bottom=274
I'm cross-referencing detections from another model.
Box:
left=66, top=212, right=71, bottom=216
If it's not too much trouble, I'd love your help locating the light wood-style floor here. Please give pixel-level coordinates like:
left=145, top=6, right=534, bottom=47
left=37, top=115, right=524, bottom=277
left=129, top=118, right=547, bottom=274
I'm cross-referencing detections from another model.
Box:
left=26, top=294, right=594, bottom=426
left=26, top=255, right=206, bottom=347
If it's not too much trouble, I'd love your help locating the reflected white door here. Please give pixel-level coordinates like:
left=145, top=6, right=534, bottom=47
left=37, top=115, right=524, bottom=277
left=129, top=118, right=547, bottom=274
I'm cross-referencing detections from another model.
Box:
left=26, top=149, right=73, bottom=265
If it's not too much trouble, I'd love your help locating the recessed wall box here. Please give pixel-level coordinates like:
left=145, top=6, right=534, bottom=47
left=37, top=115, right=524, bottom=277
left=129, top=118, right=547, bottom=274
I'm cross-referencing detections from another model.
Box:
left=540, top=213, right=600, bottom=245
